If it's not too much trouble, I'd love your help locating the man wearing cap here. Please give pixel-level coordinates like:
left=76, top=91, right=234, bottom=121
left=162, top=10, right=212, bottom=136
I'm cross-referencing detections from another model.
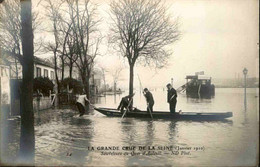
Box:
left=143, top=88, right=154, bottom=113
left=166, top=83, right=177, bottom=114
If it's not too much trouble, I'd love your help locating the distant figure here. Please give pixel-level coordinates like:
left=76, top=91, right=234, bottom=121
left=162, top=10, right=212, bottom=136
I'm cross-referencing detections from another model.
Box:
left=166, top=83, right=177, bottom=114
left=143, top=88, right=154, bottom=113
left=76, top=94, right=88, bottom=116
left=117, top=94, right=134, bottom=112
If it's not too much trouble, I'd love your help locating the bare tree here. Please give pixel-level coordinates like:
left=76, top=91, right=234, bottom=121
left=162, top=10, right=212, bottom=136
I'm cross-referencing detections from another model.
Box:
left=44, top=0, right=102, bottom=102
left=0, top=0, right=42, bottom=163
left=0, top=0, right=42, bottom=79
left=0, top=0, right=23, bottom=78
left=64, top=34, right=78, bottom=79
left=65, top=0, right=102, bottom=99
left=110, top=0, right=180, bottom=98
left=56, top=17, right=74, bottom=81
left=44, top=0, right=69, bottom=93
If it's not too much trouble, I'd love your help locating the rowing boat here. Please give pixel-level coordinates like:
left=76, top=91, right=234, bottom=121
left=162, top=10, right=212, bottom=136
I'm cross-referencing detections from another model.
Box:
left=94, top=107, right=233, bottom=120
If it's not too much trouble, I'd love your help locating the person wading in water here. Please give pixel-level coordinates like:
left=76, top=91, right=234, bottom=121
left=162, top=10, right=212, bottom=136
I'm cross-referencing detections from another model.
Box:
left=76, top=94, right=88, bottom=116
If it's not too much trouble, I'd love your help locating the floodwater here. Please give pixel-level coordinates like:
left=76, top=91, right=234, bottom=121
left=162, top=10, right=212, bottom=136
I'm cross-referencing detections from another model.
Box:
left=1, top=88, right=259, bottom=166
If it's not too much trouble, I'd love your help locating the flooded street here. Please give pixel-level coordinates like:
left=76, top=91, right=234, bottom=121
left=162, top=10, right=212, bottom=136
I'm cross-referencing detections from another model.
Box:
left=1, top=88, right=259, bottom=166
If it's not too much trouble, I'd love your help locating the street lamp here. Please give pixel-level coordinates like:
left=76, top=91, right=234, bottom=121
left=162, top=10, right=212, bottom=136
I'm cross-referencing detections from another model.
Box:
left=243, top=68, right=248, bottom=111
left=243, top=68, right=248, bottom=76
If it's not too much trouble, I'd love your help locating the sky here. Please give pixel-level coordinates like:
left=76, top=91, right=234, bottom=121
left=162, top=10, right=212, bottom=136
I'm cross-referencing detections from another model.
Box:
left=33, top=0, right=259, bottom=89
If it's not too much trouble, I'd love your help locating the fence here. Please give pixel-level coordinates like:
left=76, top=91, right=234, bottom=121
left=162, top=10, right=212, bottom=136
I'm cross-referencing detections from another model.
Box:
left=58, top=93, right=76, bottom=105
left=33, top=96, right=53, bottom=111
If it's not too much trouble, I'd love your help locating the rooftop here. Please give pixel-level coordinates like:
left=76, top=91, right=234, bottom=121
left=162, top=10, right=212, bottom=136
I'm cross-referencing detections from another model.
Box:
left=1, top=56, right=55, bottom=69
left=34, top=56, right=55, bottom=68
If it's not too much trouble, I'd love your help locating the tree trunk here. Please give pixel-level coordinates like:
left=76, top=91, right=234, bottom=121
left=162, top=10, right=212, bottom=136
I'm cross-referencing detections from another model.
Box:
left=129, top=63, right=134, bottom=108
left=129, top=64, right=134, bottom=95
left=61, top=58, right=65, bottom=81
left=19, top=0, right=35, bottom=164
left=85, top=77, right=90, bottom=110
left=53, top=52, right=60, bottom=105
left=82, top=70, right=90, bottom=99
left=104, top=79, right=106, bottom=96
left=82, top=76, right=90, bottom=99
left=81, top=73, right=90, bottom=110
left=85, top=77, right=90, bottom=98
left=69, top=61, right=73, bottom=79
left=15, top=58, right=19, bottom=79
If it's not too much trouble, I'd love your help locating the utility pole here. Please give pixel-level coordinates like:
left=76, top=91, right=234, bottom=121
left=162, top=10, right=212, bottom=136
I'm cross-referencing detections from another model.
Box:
left=243, top=68, right=248, bottom=111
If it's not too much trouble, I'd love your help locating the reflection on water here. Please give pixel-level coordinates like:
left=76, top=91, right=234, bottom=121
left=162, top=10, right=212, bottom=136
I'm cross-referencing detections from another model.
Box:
left=186, top=93, right=214, bottom=99
left=0, top=88, right=258, bottom=166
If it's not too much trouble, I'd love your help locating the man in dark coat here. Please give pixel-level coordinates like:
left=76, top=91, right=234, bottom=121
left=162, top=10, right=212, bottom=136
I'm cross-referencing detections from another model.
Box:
left=143, top=88, right=154, bottom=113
left=117, top=94, right=134, bottom=112
left=166, top=83, right=177, bottom=113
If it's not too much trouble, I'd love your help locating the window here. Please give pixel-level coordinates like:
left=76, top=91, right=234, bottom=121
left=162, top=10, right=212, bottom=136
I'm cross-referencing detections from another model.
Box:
left=51, top=71, right=54, bottom=80
left=36, top=67, right=41, bottom=77
left=44, top=69, right=48, bottom=78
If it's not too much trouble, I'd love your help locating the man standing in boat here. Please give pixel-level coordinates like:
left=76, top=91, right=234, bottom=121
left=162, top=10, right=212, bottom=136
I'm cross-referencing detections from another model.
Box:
left=143, top=88, right=154, bottom=113
left=166, top=83, right=177, bottom=114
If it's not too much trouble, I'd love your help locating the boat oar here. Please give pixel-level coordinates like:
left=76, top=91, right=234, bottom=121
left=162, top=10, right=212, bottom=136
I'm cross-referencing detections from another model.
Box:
left=147, top=103, right=153, bottom=119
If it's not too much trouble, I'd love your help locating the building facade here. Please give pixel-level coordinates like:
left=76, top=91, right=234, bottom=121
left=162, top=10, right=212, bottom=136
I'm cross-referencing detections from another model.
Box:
left=6, top=56, right=56, bottom=81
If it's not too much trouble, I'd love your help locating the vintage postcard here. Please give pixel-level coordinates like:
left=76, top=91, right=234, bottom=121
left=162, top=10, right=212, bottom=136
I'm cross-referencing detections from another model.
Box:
left=0, top=0, right=259, bottom=166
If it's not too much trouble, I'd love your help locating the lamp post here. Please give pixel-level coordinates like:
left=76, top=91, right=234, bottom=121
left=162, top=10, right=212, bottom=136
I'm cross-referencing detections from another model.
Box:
left=171, top=78, right=173, bottom=86
left=243, top=68, right=248, bottom=111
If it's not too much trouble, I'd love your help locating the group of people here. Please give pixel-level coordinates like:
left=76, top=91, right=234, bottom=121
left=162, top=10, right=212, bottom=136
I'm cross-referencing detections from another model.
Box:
left=75, top=83, right=177, bottom=116
left=117, top=83, right=177, bottom=114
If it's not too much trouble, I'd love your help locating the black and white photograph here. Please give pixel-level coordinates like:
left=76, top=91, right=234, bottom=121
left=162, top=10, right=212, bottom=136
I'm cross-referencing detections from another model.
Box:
left=0, top=0, right=259, bottom=166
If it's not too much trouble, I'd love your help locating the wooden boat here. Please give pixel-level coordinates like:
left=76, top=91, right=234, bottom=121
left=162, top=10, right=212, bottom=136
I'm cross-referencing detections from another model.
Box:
left=94, top=107, right=233, bottom=121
